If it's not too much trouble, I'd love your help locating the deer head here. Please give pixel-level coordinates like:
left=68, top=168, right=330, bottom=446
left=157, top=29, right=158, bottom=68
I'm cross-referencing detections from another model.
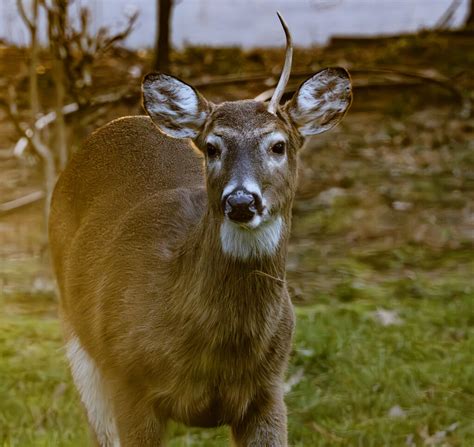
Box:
left=142, top=13, right=352, bottom=260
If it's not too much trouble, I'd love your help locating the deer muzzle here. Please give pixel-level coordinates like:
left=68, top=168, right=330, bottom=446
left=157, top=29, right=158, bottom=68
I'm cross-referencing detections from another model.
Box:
left=223, top=189, right=263, bottom=224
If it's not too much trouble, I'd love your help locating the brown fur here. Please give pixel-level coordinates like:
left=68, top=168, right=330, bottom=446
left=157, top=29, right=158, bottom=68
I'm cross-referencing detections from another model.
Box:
left=50, top=113, right=294, bottom=446
left=50, top=68, right=351, bottom=446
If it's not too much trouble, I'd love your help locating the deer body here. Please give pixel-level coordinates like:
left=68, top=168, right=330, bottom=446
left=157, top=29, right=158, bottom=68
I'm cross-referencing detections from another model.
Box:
left=50, top=14, right=352, bottom=446
left=51, top=114, right=293, bottom=445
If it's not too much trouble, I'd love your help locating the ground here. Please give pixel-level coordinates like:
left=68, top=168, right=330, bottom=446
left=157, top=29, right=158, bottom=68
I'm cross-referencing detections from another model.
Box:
left=0, top=31, right=473, bottom=446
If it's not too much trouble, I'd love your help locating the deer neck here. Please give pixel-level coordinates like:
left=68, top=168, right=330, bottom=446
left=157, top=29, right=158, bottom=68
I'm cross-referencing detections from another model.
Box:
left=179, top=205, right=292, bottom=307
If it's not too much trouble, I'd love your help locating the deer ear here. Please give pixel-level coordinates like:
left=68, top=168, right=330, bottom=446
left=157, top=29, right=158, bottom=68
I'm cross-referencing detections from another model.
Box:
left=285, top=68, right=352, bottom=136
left=142, top=73, right=210, bottom=139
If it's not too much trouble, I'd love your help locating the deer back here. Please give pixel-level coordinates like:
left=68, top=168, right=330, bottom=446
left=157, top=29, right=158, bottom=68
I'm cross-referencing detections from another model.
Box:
left=49, top=115, right=203, bottom=298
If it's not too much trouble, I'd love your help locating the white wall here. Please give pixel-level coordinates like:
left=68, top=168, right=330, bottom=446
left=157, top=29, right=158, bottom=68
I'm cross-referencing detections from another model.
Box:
left=0, top=0, right=470, bottom=48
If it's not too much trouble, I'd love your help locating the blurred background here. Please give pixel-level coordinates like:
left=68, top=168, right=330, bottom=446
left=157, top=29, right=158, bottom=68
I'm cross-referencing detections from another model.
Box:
left=0, top=1, right=473, bottom=446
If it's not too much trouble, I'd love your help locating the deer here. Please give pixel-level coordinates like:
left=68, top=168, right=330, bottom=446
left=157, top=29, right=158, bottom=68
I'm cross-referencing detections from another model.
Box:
left=49, top=12, right=352, bottom=447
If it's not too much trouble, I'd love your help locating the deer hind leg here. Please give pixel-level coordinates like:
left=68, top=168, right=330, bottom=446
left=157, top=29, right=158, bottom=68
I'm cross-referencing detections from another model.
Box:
left=66, top=336, right=120, bottom=447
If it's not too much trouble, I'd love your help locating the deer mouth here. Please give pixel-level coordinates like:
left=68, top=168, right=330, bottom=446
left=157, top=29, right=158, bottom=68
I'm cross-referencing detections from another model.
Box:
left=227, top=207, right=273, bottom=230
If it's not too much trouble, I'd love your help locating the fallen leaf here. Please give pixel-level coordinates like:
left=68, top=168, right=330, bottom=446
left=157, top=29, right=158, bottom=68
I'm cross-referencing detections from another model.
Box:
left=373, top=308, right=403, bottom=326
left=284, top=367, right=305, bottom=394
left=388, top=405, right=406, bottom=418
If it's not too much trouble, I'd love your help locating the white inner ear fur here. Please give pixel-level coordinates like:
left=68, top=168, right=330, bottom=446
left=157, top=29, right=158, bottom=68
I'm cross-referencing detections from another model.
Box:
left=152, top=86, right=198, bottom=117
left=143, top=74, right=208, bottom=139
left=290, top=69, right=351, bottom=136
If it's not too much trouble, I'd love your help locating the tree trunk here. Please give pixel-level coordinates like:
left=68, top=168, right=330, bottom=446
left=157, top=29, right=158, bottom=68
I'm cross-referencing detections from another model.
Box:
left=18, top=0, right=40, bottom=118
left=32, top=134, right=57, bottom=223
left=29, top=18, right=39, bottom=119
left=54, top=59, right=68, bottom=170
left=153, top=0, right=173, bottom=72
left=466, top=0, right=474, bottom=27
left=48, top=0, right=69, bottom=169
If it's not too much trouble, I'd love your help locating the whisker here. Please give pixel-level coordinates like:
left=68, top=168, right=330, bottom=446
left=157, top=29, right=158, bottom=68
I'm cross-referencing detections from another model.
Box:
left=251, top=270, right=286, bottom=284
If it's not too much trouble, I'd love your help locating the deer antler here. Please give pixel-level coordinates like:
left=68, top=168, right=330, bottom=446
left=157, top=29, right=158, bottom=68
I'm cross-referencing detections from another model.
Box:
left=268, top=11, right=293, bottom=114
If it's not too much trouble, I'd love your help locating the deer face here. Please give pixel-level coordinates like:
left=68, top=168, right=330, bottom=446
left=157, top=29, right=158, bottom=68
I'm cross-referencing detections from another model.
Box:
left=197, top=100, right=300, bottom=229
left=142, top=68, right=351, bottom=259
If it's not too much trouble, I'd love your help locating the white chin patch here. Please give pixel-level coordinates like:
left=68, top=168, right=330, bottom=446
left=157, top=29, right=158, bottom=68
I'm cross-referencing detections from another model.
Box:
left=220, top=216, right=283, bottom=260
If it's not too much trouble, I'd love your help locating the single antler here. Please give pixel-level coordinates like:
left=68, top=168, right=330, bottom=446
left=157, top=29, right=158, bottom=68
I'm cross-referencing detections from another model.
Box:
left=267, top=11, right=293, bottom=114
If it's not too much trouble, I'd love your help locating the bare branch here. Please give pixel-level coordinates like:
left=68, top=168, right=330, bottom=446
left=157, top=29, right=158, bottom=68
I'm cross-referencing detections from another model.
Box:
left=101, top=11, right=138, bottom=53
left=40, top=1, right=138, bottom=106
left=1, top=92, right=51, bottom=160
left=0, top=85, right=56, bottom=220
left=17, top=0, right=40, bottom=117
left=253, top=66, right=470, bottom=116
left=0, top=148, right=15, bottom=160
left=17, top=0, right=36, bottom=31
left=0, top=191, right=45, bottom=215
left=0, top=87, right=27, bottom=137
left=436, top=0, right=462, bottom=29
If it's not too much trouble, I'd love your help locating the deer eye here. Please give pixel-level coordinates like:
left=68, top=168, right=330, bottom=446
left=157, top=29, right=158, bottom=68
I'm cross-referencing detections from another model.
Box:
left=270, top=141, right=285, bottom=155
left=206, top=143, right=220, bottom=159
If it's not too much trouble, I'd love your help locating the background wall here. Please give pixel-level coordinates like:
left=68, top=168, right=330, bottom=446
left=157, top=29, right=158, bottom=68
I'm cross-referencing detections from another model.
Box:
left=0, top=0, right=471, bottom=48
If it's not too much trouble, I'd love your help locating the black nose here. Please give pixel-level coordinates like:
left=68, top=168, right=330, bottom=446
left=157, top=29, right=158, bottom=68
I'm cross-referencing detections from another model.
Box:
left=223, top=189, right=260, bottom=223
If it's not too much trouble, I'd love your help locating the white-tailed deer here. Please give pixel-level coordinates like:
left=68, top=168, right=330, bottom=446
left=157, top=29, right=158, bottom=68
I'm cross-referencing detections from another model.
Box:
left=49, top=13, right=352, bottom=447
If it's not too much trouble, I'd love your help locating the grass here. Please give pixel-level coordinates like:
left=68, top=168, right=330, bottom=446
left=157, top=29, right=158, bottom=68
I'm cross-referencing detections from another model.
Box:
left=0, top=293, right=89, bottom=446
left=0, top=273, right=472, bottom=446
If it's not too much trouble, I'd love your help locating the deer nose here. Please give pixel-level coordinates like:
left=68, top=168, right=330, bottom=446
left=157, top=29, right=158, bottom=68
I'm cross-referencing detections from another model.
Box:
left=223, top=189, right=261, bottom=223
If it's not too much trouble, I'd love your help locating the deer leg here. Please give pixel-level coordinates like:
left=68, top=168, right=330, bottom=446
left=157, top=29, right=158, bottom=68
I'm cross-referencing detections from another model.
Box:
left=231, top=390, right=287, bottom=447
left=111, top=388, right=166, bottom=447
left=66, top=336, right=121, bottom=447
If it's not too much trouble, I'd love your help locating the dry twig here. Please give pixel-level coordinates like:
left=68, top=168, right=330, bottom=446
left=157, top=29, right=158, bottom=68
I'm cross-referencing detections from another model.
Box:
left=0, top=86, right=56, bottom=222
left=0, top=191, right=45, bottom=215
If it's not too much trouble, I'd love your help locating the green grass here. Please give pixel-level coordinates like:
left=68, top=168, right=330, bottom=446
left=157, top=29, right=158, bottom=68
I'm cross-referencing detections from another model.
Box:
left=1, top=278, right=472, bottom=446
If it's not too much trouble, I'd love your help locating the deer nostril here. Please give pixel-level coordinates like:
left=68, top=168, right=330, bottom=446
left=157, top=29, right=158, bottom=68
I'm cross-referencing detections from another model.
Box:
left=224, top=189, right=260, bottom=223
left=251, top=193, right=263, bottom=213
